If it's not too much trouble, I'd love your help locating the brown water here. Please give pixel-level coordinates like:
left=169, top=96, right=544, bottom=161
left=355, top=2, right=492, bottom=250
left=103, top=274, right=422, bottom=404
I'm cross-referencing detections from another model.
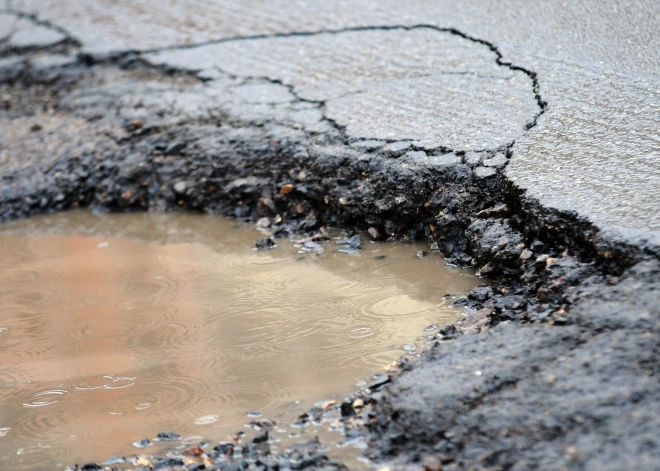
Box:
left=0, top=212, right=479, bottom=469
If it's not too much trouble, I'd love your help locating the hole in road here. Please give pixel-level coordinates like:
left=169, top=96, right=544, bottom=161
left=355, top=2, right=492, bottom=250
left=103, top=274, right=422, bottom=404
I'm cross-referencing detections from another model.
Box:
left=0, top=211, right=479, bottom=469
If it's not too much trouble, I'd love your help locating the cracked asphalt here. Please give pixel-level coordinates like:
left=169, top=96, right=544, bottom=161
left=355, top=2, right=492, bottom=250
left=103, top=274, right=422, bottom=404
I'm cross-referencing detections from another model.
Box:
left=1, top=1, right=659, bottom=470
left=5, top=0, right=659, bottom=246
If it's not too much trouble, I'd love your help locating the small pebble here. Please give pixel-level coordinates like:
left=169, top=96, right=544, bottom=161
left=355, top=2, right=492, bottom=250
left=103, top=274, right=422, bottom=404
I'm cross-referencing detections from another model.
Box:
left=155, top=431, right=181, bottom=441
left=132, top=438, right=152, bottom=449
left=254, top=238, right=276, bottom=250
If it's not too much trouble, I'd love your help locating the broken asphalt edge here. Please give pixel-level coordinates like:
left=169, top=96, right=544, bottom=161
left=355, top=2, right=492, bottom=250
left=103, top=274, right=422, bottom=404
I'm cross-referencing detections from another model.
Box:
left=1, top=8, right=658, bottom=470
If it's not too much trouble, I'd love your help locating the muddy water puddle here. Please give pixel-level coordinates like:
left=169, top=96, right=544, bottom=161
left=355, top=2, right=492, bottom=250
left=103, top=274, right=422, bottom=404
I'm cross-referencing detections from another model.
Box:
left=0, top=212, right=479, bottom=469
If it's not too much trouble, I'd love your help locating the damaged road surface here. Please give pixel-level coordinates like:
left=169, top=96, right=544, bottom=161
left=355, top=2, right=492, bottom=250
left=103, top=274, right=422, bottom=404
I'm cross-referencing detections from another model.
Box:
left=1, top=0, right=659, bottom=470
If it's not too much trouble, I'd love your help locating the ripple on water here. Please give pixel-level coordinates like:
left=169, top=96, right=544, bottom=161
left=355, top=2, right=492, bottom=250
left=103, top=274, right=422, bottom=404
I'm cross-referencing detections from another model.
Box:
left=194, top=415, right=219, bottom=425
left=111, top=368, right=230, bottom=424
left=101, top=375, right=137, bottom=390
left=116, top=277, right=179, bottom=311
left=22, top=390, right=69, bottom=408
left=9, top=442, right=72, bottom=471
left=0, top=286, right=57, bottom=316
left=347, top=327, right=375, bottom=339
left=11, top=407, right=86, bottom=441
left=360, top=293, right=441, bottom=322
left=0, top=213, right=477, bottom=470
left=0, top=366, right=35, bottom=405
left=70, top=308, right=171, bottom=341
left=365, top=259, right=428, bottom=281
left=98, top=393, right=161, bottom=418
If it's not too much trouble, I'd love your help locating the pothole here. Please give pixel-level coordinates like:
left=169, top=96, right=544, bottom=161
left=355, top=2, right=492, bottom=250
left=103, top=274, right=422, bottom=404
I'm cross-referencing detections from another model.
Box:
left=0, top=211, right=480, bottom=469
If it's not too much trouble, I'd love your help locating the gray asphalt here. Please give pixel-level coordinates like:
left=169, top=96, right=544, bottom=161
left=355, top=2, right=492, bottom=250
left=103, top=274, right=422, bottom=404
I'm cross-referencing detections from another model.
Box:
left=6, top=0, right=659, bottom=248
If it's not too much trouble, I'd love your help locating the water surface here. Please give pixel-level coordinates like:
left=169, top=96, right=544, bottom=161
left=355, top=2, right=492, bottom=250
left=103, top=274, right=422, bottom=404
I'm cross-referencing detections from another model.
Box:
left=0, top=212, right=479, bottom=469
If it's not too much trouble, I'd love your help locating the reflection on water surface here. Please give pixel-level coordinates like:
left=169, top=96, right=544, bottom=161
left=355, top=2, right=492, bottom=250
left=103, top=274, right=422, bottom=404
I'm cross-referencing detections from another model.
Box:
left=0, top=212, right=479, bottom=469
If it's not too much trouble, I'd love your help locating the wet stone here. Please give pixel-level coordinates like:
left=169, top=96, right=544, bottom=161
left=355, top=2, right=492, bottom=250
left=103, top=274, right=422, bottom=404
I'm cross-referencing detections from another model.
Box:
left=80, top=464, right=103, bottom=471
left=449, top=296, right=471, bottom=308
left=437, top=324, right=461, bottom=340
left=212, top=442, right=234, bottom=458
left=299, top=240, right=324, bottom=252
left=153, top=457, right=184, bottom=470
left=337, top=235, right=360, bottom=245
left=225, top=460, right=249, bottom=471
left=132, top=438, right=152, bottom=449
left=368, top=375, right=391, bottom=391
left=469, top=285, right=494, bottom=303
left=255, top=237, right=276, bottom=250
left=155, top=431, right=181, bottom=442
left=246, top=418, right=275, bottom=430
left=181, top=445, right=204, bottom=456
left=368, top=227, right=384, bottom=241
left=102, top=456, right=125, bottom=465
left=422, top=455, right=442, bottom=471
left=340, top=401, right=356, bottom=417
left=337, top=234, right=362, bottom=253
left=173, top=181, right=188, bottom=193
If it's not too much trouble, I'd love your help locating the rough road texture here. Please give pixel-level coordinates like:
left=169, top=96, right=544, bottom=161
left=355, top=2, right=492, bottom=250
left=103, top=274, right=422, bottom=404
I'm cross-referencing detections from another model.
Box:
left=371, top=261, right=660, bottom=470
left=0, top=1, right=659, bottom=470
left=7, top=0, right=659, bottom=246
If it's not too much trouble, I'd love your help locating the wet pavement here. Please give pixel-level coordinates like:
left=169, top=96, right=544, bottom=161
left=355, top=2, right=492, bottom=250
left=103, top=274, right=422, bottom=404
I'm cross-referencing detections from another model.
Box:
left=0, top=1, right=659, bottom=469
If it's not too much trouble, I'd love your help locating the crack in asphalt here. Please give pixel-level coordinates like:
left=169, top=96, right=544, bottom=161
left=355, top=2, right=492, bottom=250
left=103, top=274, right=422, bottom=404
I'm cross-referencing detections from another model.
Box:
left=0, top=9, right=80, bottom=55
left=134, top=23, right=546, bottom=155
left=1, top=8, right=545, bottom=161
left=205, top=63, right=353, bottom=144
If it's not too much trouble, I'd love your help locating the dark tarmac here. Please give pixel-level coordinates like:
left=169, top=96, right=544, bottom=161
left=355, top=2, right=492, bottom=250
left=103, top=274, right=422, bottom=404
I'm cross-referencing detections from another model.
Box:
left=1, top=1, right=659, bottom=469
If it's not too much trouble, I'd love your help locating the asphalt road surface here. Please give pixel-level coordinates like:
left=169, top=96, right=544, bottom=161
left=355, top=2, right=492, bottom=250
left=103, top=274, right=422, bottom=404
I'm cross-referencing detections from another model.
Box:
left=1, top=1, right=659, bottom=470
